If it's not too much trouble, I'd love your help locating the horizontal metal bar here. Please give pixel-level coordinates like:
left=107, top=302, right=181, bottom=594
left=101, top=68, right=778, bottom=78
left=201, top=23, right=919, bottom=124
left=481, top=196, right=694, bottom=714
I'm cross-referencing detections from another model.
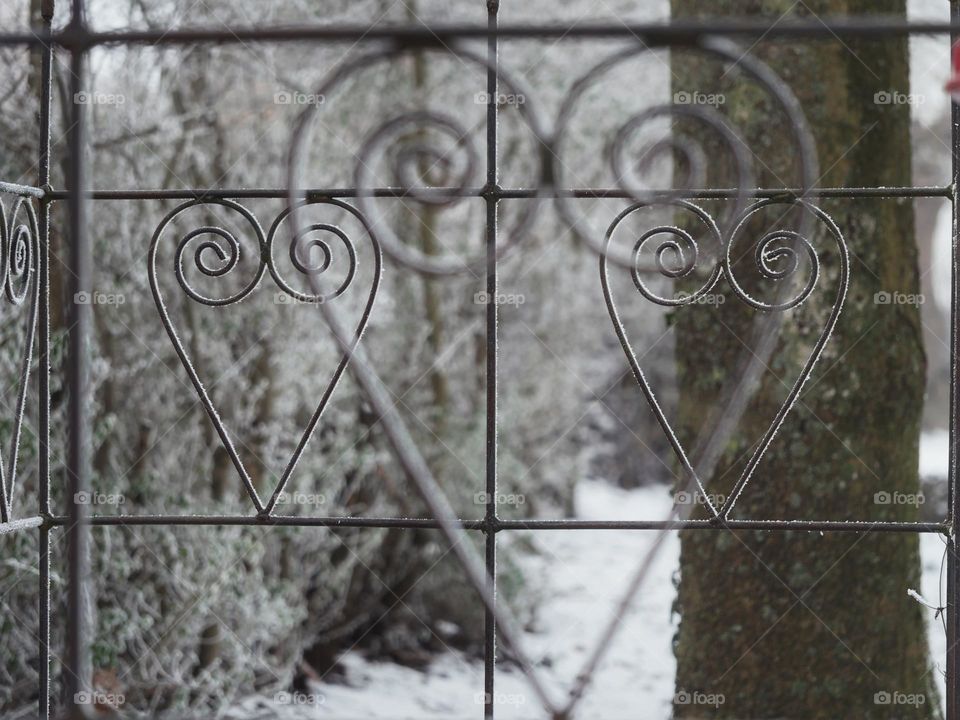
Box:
left=42, top=514, right=947, bottom=533
left=5, top=18, right=960, bottom=49
left=507, top=186, right=954, bottom=199
left=46, top=187, right=478, bottom=200
left=44, top=185, right=952, bottom=201
left=498, top=519, right=948, bottom=533
left=0, top=181, right=46, bottom=199
left=47, top=514, right=488, bottom=529
left=0, top=516, right=45, bottom=535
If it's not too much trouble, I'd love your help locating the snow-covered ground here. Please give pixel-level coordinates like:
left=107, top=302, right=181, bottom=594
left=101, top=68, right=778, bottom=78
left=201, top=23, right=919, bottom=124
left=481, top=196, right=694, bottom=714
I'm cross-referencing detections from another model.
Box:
left=921, top=429, right=949, bottom=480
left=232, top=469, right=950, bottom=719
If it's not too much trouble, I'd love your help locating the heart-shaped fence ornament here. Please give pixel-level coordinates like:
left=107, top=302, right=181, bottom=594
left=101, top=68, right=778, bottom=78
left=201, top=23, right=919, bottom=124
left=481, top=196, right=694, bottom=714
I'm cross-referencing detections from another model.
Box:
left=273, top=33, right=834, bottom=720
left=602, top=198, right=849, bottom=520
left=284, top=199, right=850, bottom=718
left=231, top=196, right=848, bottom=717
left=0, top=197, right=40, bottom=523
left=148, top=198, right=381, bottom=514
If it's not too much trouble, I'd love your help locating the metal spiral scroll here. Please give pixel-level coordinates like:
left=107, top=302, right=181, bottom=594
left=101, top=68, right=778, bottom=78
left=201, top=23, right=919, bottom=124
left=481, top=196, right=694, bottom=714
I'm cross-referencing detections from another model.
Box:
left=149, top=199, right=381, bottom=514
left=286, top=42, right=552, bottom=277
left=159, top=200, right=267, bottom=306
left=267, top=205, right=358, bottom=304
left=608, top=103, right=753, bottom=217
left=602, top=199, right=849, bottom=521
left=617, top=200, right=725, bottom=307
left=286, top=37, right=816, bottom=276
left=554, top=36, right=819, bottom=269
left=726, top=212, right=820, bottom=312
left=0, top=197, right=39, bottom=523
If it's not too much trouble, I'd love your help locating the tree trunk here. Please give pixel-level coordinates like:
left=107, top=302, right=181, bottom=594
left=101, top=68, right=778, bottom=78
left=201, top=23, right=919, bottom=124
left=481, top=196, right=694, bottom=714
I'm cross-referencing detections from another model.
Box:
left=670, top=1, right=939, bottom=717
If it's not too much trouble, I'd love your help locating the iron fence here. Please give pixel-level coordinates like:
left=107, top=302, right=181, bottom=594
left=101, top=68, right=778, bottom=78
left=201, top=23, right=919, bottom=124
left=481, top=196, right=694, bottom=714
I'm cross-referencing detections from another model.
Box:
left=1, top=0, right=959, bottom=717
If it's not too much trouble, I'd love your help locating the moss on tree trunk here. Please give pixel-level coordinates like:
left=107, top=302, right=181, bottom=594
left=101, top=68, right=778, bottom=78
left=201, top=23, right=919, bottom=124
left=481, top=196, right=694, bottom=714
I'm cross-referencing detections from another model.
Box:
left=670, top=1, right=940, bottom=717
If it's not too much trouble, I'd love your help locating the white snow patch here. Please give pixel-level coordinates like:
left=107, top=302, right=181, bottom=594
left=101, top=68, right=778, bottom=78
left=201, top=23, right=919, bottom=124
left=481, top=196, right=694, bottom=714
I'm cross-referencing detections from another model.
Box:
left=231, top=481, right=950, bottom=718
left=921, top=429, right=949, bottom=479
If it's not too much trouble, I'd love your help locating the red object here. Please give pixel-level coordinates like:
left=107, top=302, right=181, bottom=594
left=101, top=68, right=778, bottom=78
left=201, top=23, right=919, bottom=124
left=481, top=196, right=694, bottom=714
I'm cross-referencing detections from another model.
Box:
left=947, top=40, right=960, bottom=98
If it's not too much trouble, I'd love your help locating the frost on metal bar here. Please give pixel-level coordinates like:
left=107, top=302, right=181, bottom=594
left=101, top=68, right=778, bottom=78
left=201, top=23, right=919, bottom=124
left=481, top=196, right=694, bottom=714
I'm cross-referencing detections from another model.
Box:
left=0, top=191, right=39, bottom=525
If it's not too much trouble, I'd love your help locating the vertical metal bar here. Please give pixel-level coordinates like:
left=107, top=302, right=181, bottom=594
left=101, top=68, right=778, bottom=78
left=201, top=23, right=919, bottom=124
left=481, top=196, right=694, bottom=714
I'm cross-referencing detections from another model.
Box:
left=39, top=527, right=51, bottom=718
left=949, top=5, right=960, bottom=719
left=483, top=2, right=499, bottom=718
left=65, top=0, right=92, bottom=715
left=38, top=0, right=54, bottom=525
left=37, top=1, right=55, bottom=716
